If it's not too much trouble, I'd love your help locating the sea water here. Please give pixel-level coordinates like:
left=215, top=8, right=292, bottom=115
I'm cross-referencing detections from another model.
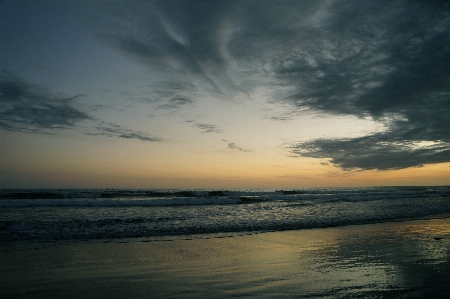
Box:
left=1, top=186, right=450, bottom=241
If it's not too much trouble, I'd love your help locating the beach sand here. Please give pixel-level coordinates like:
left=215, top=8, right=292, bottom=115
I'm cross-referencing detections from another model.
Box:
left=1, top=218, right=450, bottom=298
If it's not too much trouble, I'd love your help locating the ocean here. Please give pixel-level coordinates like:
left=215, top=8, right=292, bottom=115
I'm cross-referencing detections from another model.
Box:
left=1, top=186, right=450, bottom=242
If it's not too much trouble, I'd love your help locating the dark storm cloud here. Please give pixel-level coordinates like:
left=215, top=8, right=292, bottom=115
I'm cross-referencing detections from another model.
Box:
left=81, top=0, right=450, bottom=169
left=297, top=92, right=450, bottom=170
left=281, top=1, right=450, bottom=169
left=273, top=1, right=450, bottom=118
left=292, top=134, right=450, bottom=171
left=0, top=71, right=163, bottom=142
left=0, top=71, right=90, bottom=132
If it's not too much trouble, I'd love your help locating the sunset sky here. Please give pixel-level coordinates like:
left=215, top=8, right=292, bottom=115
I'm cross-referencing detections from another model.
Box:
left=1, top=0, right=449, bottom=189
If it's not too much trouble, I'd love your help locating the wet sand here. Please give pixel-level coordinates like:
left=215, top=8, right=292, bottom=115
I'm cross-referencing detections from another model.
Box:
left=1, top=218, right=450, bottom=298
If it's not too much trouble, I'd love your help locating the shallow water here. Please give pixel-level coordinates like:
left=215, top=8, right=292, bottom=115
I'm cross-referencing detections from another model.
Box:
left=1, top=186, right=450, bottom=241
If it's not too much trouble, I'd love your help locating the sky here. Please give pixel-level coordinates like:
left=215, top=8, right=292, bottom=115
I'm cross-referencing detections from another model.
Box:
left=1, top=0, right=450, bottom=189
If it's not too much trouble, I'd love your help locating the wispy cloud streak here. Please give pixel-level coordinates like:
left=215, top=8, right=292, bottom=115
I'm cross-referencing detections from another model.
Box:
left=0, top=71, right=90, bottom=132
left=85, top=123, right=163, bottom=142
left=0, top=71, right=163, bottom=142
left=194, top=123, right=222, bottom=134
left=228, top=142, right=252, bottom=152
left=222, top=139, right=252, bottom=152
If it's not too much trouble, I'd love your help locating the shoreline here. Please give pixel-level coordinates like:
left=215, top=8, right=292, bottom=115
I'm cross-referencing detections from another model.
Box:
left=3, top=213, right=450, bottom=244
left=2, top=218, right=450, bottom=298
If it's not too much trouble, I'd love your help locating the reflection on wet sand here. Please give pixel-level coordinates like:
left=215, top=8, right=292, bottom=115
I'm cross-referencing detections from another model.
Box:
left=303, top=219, right=450, bottom=298
left=1, top=219, right=449, bottom=298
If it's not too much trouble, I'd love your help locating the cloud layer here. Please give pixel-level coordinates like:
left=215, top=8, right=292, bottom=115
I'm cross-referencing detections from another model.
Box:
left=78, top=0, right=450, bottom=169
left=7, top=1, right=449, bottom=169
